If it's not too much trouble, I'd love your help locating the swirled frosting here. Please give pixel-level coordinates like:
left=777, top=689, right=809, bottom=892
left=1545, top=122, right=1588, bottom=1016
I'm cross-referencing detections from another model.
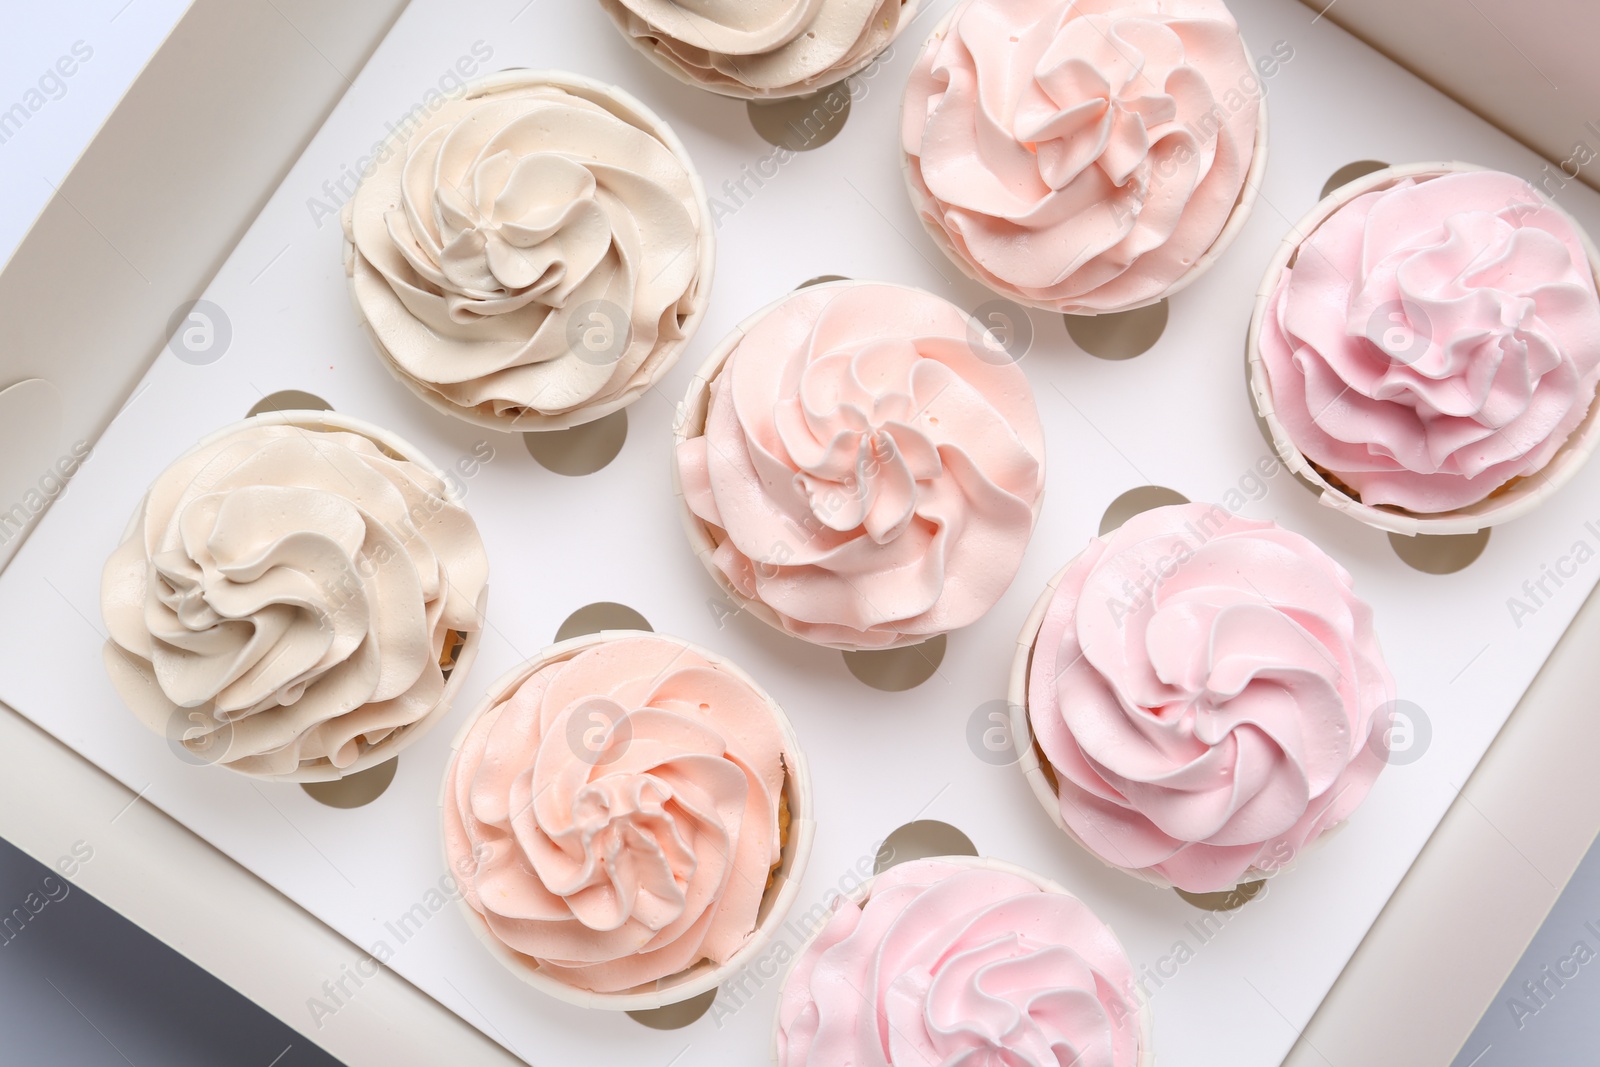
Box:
left=100, top=422, right=489, bottom=778
left=601, top=0, right=916, bottom=98
left=344, top=76, right=709, bottom=427
left=1027, top=503, right=1393, bottom=892
left=778, top=859, right=1144, bottom=1067
left=1258, top=170, right=1600, bottom=514
left=442, top=635, right=790, bottom=994
left=902, top=0, right=1260, bottom=313
left=676, top=283, right=1045, bottom=650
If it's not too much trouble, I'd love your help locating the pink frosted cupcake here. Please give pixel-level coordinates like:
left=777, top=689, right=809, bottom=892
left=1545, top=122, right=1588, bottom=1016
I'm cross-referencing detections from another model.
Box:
left=776, top=856, right=1149, bottom=1066
left=673, top=281, right=1046, bottom=651
left=902, top=0, right=1266, bottom=315
left=441, top=632, right=813, bottom=1008
left=1251, top=163, right=1600, bottom=534
left=1010, top=503, right=1394, bottom=893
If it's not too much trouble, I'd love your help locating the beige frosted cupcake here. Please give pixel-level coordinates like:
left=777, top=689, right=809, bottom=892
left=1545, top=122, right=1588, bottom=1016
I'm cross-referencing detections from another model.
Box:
left=1249, top=161, right=1600, bottom=535
left=672, top=280, right=1046, bottom=651
left=441, top=631, right=814, bottom=1010
left=343, top=70, right=713, bottom=431
left=100, top=411, right=489, bottom=781
left=901, top=0, right=1267, bottom=315
left=601, top=0, right=922, bottom=99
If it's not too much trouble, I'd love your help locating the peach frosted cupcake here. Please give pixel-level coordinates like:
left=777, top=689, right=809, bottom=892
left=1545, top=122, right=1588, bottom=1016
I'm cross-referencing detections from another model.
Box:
left=442, top=632, right=813, bottom=1008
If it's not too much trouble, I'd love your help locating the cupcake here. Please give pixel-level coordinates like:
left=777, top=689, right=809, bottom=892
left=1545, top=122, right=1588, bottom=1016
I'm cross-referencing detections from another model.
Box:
left=1010, top=503, right=1393, bottom=893
left=1251, top=163, right=1600, bottom=534
left=776, top=856, right=1149, bottom=1066
left=343, top=70, right=713, bottom=431
left=441, top=632, right=813, bottom=1008
left=901, top=0, right=1266, bottom=315
left=600, top=0, right=922, bottom=100
left=100, top=412, right=490, bottom=781
left=673, top=281, right=1046, bottom=651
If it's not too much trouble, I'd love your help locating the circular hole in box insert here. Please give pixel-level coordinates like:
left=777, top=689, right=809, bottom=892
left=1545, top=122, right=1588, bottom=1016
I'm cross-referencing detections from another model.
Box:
left=796, top=274, right=850, bottom=290
left=555, top=602, right=652, bottom=643
left=523, top=409, right=627, bottom=476
left=1321, top=160, right=1390, bottom=201
left=842, top=633, right=946, bottom=691
left=1099, top=485, right=1189, bottom=536
left=1388, top=529, right=1490, bottom=574
left=747, top=81, right=851, bottom=151
left=1174, top=878, right=1267, bottom=912
left=875, top=820, right=978, bottom=875
left=627, top=987, right=718, bottom=1030
left=1065, top=299, right=1168, bottom=361
left=249, top=390, right=332, bottom=418
left=300, top=757, right=399, bottom=808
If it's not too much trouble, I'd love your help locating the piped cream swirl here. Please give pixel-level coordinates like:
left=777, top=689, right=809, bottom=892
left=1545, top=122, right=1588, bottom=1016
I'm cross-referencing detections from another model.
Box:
left=676, top=283, right=1045, bottom=650
left=1258, top=169, right=1600, bottom=513
left=442, top=635, right=790, bottom=994
left=902, top=0, right=1260, bottom=313
left=344, top=74, right=709, bottom=427
left=778, top=859, right=1144, bottom=1067
left=601, top=0, right=917, bottom=98
left=1026, top=503, right=1393, bottom=892
left=100, top=421, right=488, bottom=778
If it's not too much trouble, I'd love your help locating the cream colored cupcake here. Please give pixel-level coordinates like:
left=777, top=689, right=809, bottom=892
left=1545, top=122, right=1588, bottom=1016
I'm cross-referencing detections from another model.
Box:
left=100, top=411, right=489, bottom=781
left=601, top=0, right=922, bottom=99
left=343, top=70, right=713, bottom=431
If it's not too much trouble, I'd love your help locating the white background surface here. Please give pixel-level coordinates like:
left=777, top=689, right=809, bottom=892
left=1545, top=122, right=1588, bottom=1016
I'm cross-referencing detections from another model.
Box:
left=0, top=0, right=192, bottom=270
left=4, top=1, right=1600, bottom=1066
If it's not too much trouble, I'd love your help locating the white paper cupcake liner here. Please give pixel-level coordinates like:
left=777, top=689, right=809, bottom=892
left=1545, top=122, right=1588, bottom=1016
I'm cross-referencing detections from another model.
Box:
left=767, top=853, right=1156, bottom=1066
left=342, top=69, right=715, bottom=433
left=606, top=0, right=924, bottom=101
left=439, top=628, right=816, bottom=1011
left=1246, top=160, right=1600, bottom=536
left=900, top=11, right=1269, bottom=317
left=670, top=278, right=1041, bottom=653
left=142, top=409, right=488, bottom=783
left=1008, top=555, right=1336, bottom=892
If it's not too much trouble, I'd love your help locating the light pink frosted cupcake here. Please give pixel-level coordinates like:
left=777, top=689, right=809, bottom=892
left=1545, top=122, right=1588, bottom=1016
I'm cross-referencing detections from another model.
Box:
left=1010, top=503, right=1394, bottom=893
left=672, top=281, right=1046, bottom=651
left=776, top=856, right=1150, bottom=1066
left=1251, top=163, right=1600, bottom=534
left=441, top=631, right=813, bottom=1009
left=902, top=0, right=1266, bottom=315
